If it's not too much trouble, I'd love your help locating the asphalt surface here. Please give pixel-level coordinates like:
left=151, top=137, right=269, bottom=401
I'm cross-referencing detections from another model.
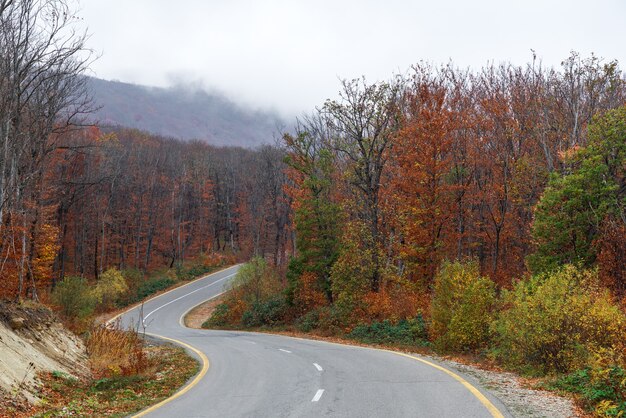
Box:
left=119, top=265, right=511, bottom=418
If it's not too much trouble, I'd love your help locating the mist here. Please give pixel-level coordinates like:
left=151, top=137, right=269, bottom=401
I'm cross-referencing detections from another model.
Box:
left=81, top=0, right=626, bottom=116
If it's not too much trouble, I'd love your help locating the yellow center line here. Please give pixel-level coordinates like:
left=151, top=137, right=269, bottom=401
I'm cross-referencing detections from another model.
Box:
left=115, top=263, right=505, bottom=418
left=106, top=265, right=239, bottom=417
left=131, top=333, right=210, bottom=418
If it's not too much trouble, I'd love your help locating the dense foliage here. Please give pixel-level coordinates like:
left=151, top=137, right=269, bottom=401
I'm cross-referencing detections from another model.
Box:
left=348, top=318, right=428, bottom=347
left=529, top=107, right=626, bottom=276
left=1, top=3, right=625, bottom=412
left=552, top=351, right=626, bottom=416
left=431, top=260, right=496, bottom=352
left=51, top=276, right=96, bottom=319
left=204, top=258, right=286, bottom=329
left=493, top=266, right=625, bottom=374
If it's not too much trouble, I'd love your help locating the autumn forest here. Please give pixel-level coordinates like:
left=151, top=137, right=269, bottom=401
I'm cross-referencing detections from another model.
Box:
left=5, top=51, right=624, bottom=297
left=3, top=0, right=626, bottom=413
left=1, top=0, right=624, bottom=302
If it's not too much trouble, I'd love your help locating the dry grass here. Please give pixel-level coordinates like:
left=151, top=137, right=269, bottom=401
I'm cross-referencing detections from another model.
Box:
left=0, top=343, right=199, bottom=418
left=86, top=322, right=153, bottom=378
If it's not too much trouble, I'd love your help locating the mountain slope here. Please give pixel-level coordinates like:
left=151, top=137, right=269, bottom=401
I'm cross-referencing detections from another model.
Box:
left=87, top=77, right=285, bottom=147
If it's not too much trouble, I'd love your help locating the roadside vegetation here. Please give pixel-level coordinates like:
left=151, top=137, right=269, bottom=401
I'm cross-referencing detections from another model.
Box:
left=10, top=254, right=231, bottom=417
left=51, top=253, right=233, bottom=333
left=205, top=104, right=626, bottom=416
left=27, top=336, right=198, bottom=418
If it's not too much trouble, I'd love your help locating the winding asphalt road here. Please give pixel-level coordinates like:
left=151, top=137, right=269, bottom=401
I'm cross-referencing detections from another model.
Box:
left=118, top=265, right=511, bottom=418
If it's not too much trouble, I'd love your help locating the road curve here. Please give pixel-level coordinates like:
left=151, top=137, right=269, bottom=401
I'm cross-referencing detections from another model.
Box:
left=118, top=265, right=511, bottom=418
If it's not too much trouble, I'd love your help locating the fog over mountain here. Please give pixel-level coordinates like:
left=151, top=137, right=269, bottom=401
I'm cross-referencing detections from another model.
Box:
left=87, top=77, right=286, bottom=147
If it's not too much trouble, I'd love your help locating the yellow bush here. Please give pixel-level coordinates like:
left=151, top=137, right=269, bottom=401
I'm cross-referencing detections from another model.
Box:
left=231, top=257, right=282, bottom=303
left=92, top=268, right=129, bottom=310
left=52, top=276, right=95, bottom=319
left=493, top=265, right=625, bottom=374
left=431, top=260, right=497, bottom=352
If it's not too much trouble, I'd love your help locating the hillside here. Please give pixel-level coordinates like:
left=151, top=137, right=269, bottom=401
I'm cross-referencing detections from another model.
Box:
left=87, top=77, right=286, bottom=147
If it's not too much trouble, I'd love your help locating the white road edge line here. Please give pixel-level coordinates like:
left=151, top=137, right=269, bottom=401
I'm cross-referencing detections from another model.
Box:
left=178, top=290, right=227, bottom=327
left=278, top=348, right=292, bottom=353
left=143, top=273, right=236, bottom=326
left=311, top=389, right=324, bottom=402
left=313, top=363, right=323, bottom=372
left=107, top=264, right=240, bottom=328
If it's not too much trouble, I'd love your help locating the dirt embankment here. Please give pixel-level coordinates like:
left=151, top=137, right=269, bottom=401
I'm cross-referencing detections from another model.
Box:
left=0, top=302, right=90, bottom=406
left=183, top=295, right=224, bottom=329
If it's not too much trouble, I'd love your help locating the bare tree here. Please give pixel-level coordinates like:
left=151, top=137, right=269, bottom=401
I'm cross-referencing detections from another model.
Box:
left=0, top=0, right=93, bottom=299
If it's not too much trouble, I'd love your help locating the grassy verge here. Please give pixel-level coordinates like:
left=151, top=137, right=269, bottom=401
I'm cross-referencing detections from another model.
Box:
left=28, top=341, right=198, bottom=418
left=184, top=293, right=226, bottom=329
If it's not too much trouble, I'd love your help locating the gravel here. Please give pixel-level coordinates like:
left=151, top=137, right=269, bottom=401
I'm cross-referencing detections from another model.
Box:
left=430, top=356, right=580, bottom=418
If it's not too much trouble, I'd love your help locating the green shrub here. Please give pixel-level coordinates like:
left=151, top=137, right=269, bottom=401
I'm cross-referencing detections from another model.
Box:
left=92, top=268, right=129, bottom=310
left=293, top=305, right=361, bottom=335
left=241, top=296, right=286, bottom=327
left=315, top=305, right=346, bottom=335
left=431, top=260, right=496, bottom=352
left=205, top=257, right=285, bottom=329
left=348, top=316, right=429, bottom=347
left=175, top=262, right=214, bottom=281
left=122, top=268, right=143, bottom=288
left=204, top=258, right=286, bottom=329
left=231, top=258, right=281, bottom=302
left=51, top=370, right=78, bottom=385
left=203, top=303, right=231, bottom=328
left=295, top=309, right=320, bottom=332
left=52, top=276, right=96, bottom=319
left=135, top=277, right=176, bottom=301
left=187, top=264, right=213, bottom=278
left=93, top=375, right=146, bottom=391
left=493, top=265, right=625, bottom=374
left=552, top=359, right=626, bottom=416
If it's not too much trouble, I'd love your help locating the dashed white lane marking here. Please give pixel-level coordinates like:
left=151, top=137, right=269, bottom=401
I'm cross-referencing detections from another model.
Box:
left=311, top=389, right=324, bottom=402
left=313, top=363, right=323, bottom=372
left=278, top=348, right=292, bottom=353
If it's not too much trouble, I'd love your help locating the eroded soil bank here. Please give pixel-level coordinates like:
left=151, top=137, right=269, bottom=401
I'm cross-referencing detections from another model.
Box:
left=0, top=302, right=90, bottom=406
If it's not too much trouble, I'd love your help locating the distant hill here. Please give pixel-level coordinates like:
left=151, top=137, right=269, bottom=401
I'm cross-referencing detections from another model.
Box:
left=86, top=77, right=286, bottom=147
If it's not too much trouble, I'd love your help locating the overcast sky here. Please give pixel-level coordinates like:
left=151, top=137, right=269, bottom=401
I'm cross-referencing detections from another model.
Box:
left=80, top=0, right=626, bottom=116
